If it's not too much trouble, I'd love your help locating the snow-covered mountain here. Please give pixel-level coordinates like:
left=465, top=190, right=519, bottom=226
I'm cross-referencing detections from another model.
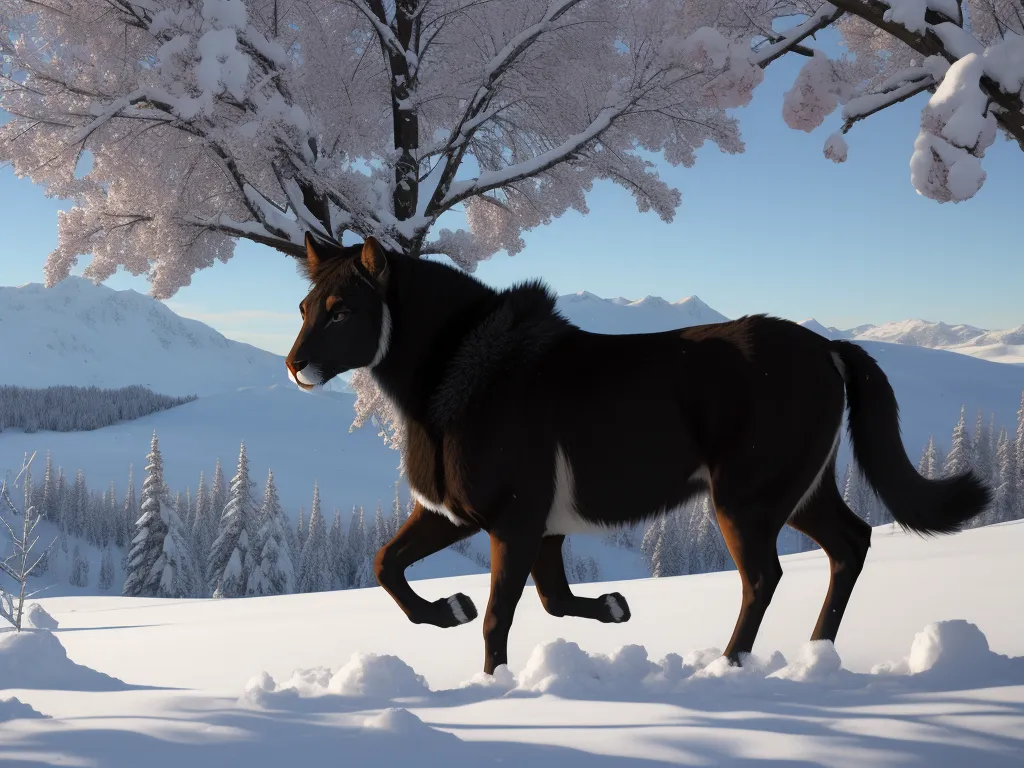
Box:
left=556, top=291, right=728, bottom=334
left=854, top=319, right=990, bottom=348
left=797, top=318, right=843, bottom=340
left=792, top=315, right=1024, bottom=365
left=0, top=277, right=288, bottom=396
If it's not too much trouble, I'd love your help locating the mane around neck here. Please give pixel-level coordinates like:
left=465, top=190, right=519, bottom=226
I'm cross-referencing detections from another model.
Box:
left=368, top=253, right=498, bottom=421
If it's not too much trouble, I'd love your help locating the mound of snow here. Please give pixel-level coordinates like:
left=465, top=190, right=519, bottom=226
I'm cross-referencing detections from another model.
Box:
left=329, top=652, right=430, bottom=698
left=514, top=639, right=714, bottom=697
left=459, top=664, right=517, bottom=692
left=873, top=620, right=1024, bottom=687
left=693, top=650, right=788, bottom=680
left=0, top=629, right=127, bottom=690
left=363, top=707, right=458, bottom=743
left=0, top=696, right=48, bottom=722
left=242, top=651, right=431, bottom=708
left=769, top=640, right=844, bottom=683
left=22, top=602, right=59, bottom=630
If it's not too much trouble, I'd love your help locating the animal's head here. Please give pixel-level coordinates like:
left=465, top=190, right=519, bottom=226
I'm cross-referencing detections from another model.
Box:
left=285, top=233, right=392, bottom=390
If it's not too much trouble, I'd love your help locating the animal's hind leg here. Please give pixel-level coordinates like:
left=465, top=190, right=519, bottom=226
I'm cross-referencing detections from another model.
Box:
left=715, top=505, right=785, bottom=664
left=788, top=475, right=871, bottom=643
left=531, top=535, right=630, bottom=624
left=374, top=502, right=480, bottom=628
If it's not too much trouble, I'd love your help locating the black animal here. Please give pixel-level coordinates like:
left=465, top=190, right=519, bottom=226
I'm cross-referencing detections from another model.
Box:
left=285, top=234, right=991, bottom=675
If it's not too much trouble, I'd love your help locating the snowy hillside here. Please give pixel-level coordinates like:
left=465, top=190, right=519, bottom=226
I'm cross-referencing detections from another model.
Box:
left=0, top=278, right=287, bottom=396
left=2, top=520, right=1022, bottom=765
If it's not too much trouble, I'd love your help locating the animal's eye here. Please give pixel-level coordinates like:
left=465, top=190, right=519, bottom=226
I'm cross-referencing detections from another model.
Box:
left=327, top=308, right=350, bottom=326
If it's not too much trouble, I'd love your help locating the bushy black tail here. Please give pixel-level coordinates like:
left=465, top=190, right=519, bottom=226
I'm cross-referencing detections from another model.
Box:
left=831, top=340, right=992, bottom=535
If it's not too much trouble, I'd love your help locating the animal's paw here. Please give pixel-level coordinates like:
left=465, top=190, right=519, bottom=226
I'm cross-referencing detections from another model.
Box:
left=598, top=592, right=631, bottom=623
left=430, top=592, right=477, bottom=628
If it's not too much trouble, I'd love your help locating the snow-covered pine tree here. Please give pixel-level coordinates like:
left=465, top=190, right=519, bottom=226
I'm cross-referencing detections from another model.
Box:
left=989, top=428, right=1014, bottom=526
left=247, top=470, right=295, bottom=597
left=191, top=471, right=213, bottom=573
left=119, top=464, right=136, bottom=551
left=207, top=442, right=256, bottom=598
left=921, top=435, right=940, bottom=480
left=640, top=516, right=660, bottom=571
left=54, top=467, right=68, bottom=536
left=124, top=431, right=200, bottom=598
left=972, top=409, right=994, bottom=483
left=649, top=515, right=679, bottom=578
left=944, top=405, right=973, bottom=478
left=370, top=501, right=387, bottom=560
left=1015, top=391, right=1024, bottom=520
left=388, top=481, right=403, bottom=540
left=98, top=547, right=115, bottom=591
left=329, top=508, right=346, bottom=589
left=694, top=495, right=731, bottom=574
left=296, top=506, right=307, bottom=554
left=70, top=469, right=87, bottom=539
left=344, top=506, right=367, bottom=588
left=184, top=486, right=193, bottom=531
left=40, top=451, right=55, bottom=521
left=69, top=544, right=89, bottom=588
left=210, top=459, right=228, bottom=525
left=297, top=483, right=332, bottom=593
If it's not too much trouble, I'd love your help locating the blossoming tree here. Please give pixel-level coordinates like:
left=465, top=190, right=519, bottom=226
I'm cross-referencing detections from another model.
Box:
left=2, top=0, right=1020, bottom=443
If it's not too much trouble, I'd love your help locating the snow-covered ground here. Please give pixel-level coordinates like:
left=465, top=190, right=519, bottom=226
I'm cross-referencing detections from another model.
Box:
left=2, top=520, right=1022, bottom=766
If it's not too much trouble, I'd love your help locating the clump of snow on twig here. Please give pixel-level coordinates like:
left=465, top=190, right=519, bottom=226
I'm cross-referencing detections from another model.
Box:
left=824, top=132, right=849, bottom=163
left=911, top=53, right=996, bottom=203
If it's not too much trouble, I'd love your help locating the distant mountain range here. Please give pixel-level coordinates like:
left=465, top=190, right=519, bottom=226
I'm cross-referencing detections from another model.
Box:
left=796, top=317, right=1024, bottom=365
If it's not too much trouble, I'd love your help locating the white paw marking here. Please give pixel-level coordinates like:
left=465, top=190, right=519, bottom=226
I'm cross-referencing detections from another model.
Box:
left=605, top=594, right=625, bottom=621
left=448, top=595, right=470, bottom=624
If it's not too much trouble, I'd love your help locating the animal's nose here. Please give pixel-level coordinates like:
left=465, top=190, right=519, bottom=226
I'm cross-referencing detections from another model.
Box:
left=287, top=359, right=308, bottom=375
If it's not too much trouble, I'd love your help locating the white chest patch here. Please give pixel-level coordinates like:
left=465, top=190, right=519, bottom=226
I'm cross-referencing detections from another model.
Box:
left=410, top=487, right=465, bottom=527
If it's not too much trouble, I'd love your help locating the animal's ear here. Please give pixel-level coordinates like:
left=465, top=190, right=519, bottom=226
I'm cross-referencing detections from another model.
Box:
left=360, top=237, right=389, bottom=284
left=304, top=232, right=324, bottom=273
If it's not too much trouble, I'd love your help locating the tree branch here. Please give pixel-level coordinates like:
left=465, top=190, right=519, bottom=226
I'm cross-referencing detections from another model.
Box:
left=754, top=4, right=845, bottom=67
left=841, top=74, right=936, bottom=132
left=829, top=0, right=1024, bottom=148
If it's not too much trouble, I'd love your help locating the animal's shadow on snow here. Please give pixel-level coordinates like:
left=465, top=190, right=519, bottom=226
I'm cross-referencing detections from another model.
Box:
left=2, top=684, right=1023, bottom=767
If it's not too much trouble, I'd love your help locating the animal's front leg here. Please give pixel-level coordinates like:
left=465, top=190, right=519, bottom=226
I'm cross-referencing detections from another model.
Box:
left=375, top=501, right=480, bottom=628
left=482, top=523, right=544, bottom=674
left=531, top=535, right=631, bottom=623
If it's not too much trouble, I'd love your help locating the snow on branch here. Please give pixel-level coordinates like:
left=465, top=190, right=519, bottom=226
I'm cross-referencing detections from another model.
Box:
left=754, top=4, right=846, bottom=67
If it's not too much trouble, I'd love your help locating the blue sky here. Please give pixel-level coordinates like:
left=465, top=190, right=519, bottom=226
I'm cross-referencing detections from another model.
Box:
left=1, top=45, right=1021, bottom=355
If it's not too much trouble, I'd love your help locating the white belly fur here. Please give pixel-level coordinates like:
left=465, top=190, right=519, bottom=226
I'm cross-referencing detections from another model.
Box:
left=544, top=446, right=712, bottom=536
